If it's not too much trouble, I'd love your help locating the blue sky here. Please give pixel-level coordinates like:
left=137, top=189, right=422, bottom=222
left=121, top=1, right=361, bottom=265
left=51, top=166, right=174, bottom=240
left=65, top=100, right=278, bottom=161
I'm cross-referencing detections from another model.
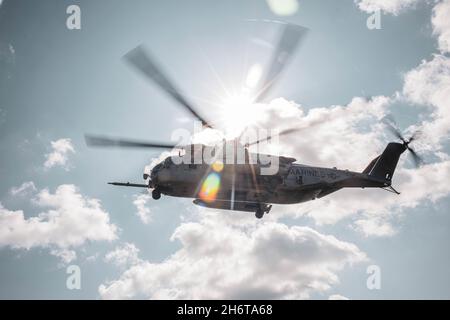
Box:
left=1, top=0, right=450, bottom=299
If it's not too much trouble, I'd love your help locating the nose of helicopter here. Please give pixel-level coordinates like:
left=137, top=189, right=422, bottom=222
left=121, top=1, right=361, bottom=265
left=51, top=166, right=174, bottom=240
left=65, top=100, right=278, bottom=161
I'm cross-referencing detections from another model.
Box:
left=150, top=163, right=162, bottom=182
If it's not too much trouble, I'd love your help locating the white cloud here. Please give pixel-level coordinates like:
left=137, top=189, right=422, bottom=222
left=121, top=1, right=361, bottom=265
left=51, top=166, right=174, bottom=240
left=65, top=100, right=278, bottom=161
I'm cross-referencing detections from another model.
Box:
left=353, top=217, right=396, bottom=237
left=342, top=0, right=450, bottom=234
left=105, top=243, right=141, bottom=268
left=99, top=217, right=366, bottom=299
left=44, top=138, right=75, bottom=170
left=403, top=54, right=450, bottom=146
left=10, top=181, right=37, bottom=196
left=132, top=194, right=152, bottom=224
left=355, top=0, right=421, bottom=15
left=50, top=248, right=77, bottom=264
left=248, top=95, right=390, bottom=171
left=0, top=184, right=118, bottom=262
left=432, top=0, right=450, bottom=54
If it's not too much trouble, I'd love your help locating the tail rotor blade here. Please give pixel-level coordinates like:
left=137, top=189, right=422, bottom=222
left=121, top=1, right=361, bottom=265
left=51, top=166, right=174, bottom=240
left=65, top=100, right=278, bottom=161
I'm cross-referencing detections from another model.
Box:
left=408, top=130, right=422, bottom=143
left=383, top=115, right=424, bottom=168
left=408, top=147, right=423, bottom=168
left=382, top=116, right=405, bottom=142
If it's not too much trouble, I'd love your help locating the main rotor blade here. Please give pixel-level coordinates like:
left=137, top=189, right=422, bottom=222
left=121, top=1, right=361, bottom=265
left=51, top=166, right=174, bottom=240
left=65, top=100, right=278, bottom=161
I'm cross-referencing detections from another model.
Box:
left=254, top=24, right=308, bottom=103
left=124, top=45, right=212, bottom=128
left=246, top=126, right=305, bottom=146
left=245, top=113, right=331, bottom=146
left=85, top=134, right=179, bottom=149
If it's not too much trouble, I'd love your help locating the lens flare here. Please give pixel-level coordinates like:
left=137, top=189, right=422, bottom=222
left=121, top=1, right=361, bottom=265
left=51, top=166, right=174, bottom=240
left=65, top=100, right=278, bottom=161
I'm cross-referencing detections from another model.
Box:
left=199, top=173, right=221, bottom=203
left=211, top=161, right=224, bottom=173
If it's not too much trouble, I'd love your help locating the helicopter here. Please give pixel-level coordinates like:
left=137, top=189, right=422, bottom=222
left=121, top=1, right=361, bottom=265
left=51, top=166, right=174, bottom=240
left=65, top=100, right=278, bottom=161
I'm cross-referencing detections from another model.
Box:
left=86, top=23, right=423, bottom=219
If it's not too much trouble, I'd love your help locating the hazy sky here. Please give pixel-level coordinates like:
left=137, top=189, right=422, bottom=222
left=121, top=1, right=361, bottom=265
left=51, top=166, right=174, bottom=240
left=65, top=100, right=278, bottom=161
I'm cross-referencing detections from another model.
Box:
left=1, top=0, right=450, bottom=299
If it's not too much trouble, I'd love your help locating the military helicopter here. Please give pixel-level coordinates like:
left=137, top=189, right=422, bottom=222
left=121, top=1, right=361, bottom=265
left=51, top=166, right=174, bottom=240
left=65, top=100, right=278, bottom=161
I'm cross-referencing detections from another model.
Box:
left=86, top=23, right=422, bottom=219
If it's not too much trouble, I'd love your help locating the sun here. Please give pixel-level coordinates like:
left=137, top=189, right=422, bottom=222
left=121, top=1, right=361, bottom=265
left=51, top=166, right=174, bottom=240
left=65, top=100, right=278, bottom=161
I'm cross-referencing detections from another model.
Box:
left=219, top=93, right=258, bottom=138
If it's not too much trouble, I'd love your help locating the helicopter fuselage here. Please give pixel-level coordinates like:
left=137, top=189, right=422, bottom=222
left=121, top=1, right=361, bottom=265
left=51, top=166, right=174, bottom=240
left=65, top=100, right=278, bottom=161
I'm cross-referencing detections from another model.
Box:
left=108, top=142, right=406, bottom=218
left=150, top=156, right=387, bottom=210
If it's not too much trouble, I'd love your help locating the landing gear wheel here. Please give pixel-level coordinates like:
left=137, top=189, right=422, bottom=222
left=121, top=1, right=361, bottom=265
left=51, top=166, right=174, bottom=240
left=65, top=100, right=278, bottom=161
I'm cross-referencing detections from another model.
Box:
left=255, top=209, right=264, bottom=219
left=152, top=189, right=161, bottom=200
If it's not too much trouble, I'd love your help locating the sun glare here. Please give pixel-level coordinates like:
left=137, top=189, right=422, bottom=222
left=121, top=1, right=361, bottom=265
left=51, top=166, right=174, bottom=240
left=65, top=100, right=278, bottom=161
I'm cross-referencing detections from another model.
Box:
left=219, top=94, right=258, bottom=137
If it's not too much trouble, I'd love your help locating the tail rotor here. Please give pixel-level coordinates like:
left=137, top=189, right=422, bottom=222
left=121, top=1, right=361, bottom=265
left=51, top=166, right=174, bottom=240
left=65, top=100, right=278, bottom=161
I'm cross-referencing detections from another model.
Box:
left=382, top=116, right=423, bottom=168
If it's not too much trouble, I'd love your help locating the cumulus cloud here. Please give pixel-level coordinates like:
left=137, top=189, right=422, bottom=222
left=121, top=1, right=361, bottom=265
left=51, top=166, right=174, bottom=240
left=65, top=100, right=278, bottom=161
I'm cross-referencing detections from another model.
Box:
left=356, top=0, right=450, bottom=151
left=246, top=96, right=390, bottom=171
left=133, top=194, right=152, bottom=224
left=0, top=184, right=118, bottom=262
left=10, top=181, right=37, bottom=196
left=335, top=0, right=450, bottom=235
left=432, top=0, right=450, bottom=54
left=99, top=216, right=366, bottom=299
left=355, top=0, right=421, bottom=15
left=105, top=243, right=141, bottom=268
left=402, top=54, right=450, bottom=145
left=50, top=248, right=77, bottom=264
left=352, top=217, right=396, bottom=237
left=44, top=138, right=75, bottom=170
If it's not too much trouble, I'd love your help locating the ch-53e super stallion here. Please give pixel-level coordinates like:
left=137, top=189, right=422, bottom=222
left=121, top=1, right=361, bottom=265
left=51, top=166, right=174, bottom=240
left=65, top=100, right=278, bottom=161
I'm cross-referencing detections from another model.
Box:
left=86, top=24, right=422, bottom=219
